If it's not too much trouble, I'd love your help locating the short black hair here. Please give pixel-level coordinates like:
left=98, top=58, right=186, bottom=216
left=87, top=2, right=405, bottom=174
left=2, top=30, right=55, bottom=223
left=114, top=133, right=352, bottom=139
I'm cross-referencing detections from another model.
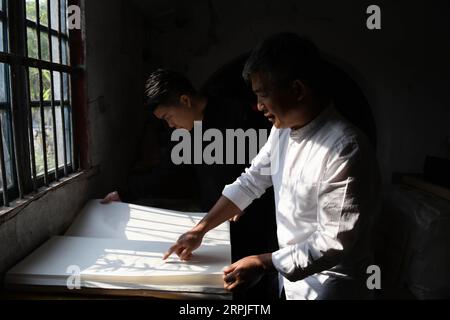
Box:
left=242, top=33, right=327, bottom=94
left=145, top=69, right=197, bottom=111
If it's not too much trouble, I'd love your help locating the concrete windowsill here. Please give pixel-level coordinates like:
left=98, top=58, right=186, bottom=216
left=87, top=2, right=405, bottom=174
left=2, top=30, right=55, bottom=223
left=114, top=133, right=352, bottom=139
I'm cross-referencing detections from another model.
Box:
left=0, top=167, right=99, bottom=225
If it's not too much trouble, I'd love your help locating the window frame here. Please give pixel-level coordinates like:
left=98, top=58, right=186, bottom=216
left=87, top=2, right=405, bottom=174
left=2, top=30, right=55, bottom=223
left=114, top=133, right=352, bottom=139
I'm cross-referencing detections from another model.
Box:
left=0, top=0, right=84, bottom=207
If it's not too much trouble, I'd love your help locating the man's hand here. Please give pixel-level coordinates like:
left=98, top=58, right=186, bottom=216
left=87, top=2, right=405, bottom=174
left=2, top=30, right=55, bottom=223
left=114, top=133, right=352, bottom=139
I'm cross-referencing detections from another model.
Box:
left=100, top=191, right=121, bottom=204
left=162, top=196, right=242, bottom=261
left=223, top=253, right=274, bottom=291
left=162, top=229, right=204, bottom=261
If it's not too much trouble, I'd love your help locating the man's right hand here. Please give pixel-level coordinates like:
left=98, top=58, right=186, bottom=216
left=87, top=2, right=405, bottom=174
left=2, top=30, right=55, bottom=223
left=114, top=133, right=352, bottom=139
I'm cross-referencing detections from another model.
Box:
left=163, top=196, right=241, bottom=261
left=100, top=191, right=121, bottom=204
left=162, top=229, right=204, bottom=261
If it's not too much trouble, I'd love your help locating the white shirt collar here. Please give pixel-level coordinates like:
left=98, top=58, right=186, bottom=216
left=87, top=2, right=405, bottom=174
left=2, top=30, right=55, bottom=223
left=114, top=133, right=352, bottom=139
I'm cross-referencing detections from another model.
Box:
left=289, top=104, right=335, bottom=141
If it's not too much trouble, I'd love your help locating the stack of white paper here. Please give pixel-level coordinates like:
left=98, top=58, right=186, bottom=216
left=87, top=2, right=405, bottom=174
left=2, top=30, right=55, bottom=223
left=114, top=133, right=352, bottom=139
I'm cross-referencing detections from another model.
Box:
left=5, top=200, right=231, bottom=298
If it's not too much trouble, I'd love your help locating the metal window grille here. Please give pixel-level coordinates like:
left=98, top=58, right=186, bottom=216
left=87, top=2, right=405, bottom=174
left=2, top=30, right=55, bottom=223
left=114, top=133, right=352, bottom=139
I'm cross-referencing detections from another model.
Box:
left=0, top=0, right=78, bottom=206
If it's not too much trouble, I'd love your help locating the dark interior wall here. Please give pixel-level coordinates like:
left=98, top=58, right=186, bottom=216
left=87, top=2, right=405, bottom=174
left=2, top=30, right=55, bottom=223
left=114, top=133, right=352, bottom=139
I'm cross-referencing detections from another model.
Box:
left=140, top=0, right=450, bottom=186
left=85, top=0, right=145, bottom=196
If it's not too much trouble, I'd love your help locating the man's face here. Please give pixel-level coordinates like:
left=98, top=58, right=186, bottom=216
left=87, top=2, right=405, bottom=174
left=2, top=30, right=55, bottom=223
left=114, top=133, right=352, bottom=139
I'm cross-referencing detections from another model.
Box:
left=153, top=97, right=196, bottom=131
left=250, top=72, right=300, bottom=128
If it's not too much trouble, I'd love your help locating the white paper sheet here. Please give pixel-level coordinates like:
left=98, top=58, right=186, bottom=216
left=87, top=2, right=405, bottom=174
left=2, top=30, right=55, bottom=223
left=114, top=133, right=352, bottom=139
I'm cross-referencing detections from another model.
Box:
left=65, top=200, right=229, bottom=246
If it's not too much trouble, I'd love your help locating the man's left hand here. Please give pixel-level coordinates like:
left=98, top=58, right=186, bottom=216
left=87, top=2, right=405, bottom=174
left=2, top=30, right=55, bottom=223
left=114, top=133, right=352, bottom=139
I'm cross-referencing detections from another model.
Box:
left=222, top=253, right=274, bottom=291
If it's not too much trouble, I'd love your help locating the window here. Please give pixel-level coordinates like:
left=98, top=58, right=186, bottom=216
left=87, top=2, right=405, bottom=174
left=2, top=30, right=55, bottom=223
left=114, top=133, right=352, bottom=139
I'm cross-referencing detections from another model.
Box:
left=0, top=0, right=78, bottom=207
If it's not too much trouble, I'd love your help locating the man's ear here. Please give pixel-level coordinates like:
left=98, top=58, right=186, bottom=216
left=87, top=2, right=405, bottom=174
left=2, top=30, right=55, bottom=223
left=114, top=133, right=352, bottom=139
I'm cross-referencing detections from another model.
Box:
left=292, top=80, right=306, bottom=102
left=180, top=94, right=191, bottom=108
left=153, top=106, right=163, bottom=119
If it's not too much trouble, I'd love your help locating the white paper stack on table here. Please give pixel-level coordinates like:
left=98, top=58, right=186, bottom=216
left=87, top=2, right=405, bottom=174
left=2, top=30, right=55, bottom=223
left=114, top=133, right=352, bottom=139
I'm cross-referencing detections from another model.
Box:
left=5, top=200, right=231, bottom=299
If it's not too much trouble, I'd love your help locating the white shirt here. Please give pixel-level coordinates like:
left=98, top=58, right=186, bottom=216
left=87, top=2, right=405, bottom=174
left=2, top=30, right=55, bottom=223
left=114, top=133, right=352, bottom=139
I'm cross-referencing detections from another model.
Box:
left=222, top=106, right=380, bottom=300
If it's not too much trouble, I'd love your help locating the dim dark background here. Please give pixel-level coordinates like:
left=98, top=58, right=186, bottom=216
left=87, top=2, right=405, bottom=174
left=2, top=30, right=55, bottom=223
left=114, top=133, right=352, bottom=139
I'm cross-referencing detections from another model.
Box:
left=1, top=0, right=449, bottom=299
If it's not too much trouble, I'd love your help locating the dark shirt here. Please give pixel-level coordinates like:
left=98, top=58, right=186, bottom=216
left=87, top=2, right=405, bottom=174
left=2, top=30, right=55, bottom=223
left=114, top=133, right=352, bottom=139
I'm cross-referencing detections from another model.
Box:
left=194, top=96, right=279, bottom=299
left=193, top=95, right=267, bottom=210
left=192, top=96, right=278, bottom=255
